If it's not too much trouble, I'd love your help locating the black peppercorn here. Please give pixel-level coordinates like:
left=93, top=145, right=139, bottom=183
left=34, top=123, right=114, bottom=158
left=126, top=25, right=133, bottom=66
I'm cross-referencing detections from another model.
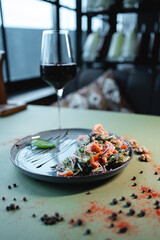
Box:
left=8, top=185, right=11, bottom=189
left=86, top=191, right=91, bottom=195
left=155, top=200, right=159, bottom=205
left=155, top=205, right=160, bottom=210
left=13, top=183, right=17, bottom=188
left=69, top=219, right=74, bottom=223
left=6, top=206, right=10, bottom=211
left=86, top=209, right=91, bottom=213
left=10, top=204, right=15, bottom=210
left=55, top=212, right=59, bottom=217
left=77, top=219, right=83, bottom=226
left=126, top=201, right=131, bottom=207
left=119, top=226, right=127, bottom=233
left=23, top=197, right=27, bottom=201
left=142, top=190, right=145, bottom=193
left=112, top=198, right=118, bottom=205
left=148, top=195, right=152, bottom=199
left=139, top=171, right=143, bottom=174
left=147, top=189, right=151, bottom=193
left=129, top=208, right=135, bottom=215
left=120, top=196, right=125, bottom=201
left=139, top=210, right=145, bottom=217
left=132, top=183, right=137, bottom=187
left=154, top=171, right=158, bottom=175
left=32, top=214, right=36, bottom=218
left=86, top=229, right=91, bottom=235
left=2, top=197, right=5, bottom=201
left=131, top=176, right=136, bottom=180
left=109, top=223, right=114, bottom=228
left=118, top=210, right=122, bottom=214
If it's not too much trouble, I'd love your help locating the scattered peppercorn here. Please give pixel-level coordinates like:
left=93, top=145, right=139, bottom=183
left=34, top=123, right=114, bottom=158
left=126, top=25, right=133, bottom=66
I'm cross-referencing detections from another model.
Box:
left=69, top=219, right=74, bottom=224
left=2, top=197, right=5, bottom=201
left=16, top=205, right=20, bottom=210
left=6, top=206, right=10, bottom=211
left=13, top=198, right=16, bottom=201
left=32, top=214, right=36, bottom=218
left=86, top=209, right=91, bottom=213
left=147, top=189, right=151, bottom=193
left=55, top=212, right=59, bottom=217
left=148, top=195, right=152, bottom=199
left=155, top=200, right=159, bottom=205
left=158, top=177, right=160, bottom=181
left=118, top=210, right=122, bottom=214
left=109, top=223, right=114, bottom=228
left=131, top=176, right=136, bottom=180
left=86, top=191, right=91, bottom=195
left=112, top=198, right=118, bottom=205
left=132, top=183, right=137, bottom=187
left=142, top=190, right=145, bottom=193
left=77, top=219, right=83, bottom=226
left=155, top=205, right=160, bottom=210
left=6, top=203, right=19, bottom=211
left=85, top=229, right=91, bottom=235
left=154, top=171, right=158, bottom=175
left=119, top=226, right=127, bottom=233
left=40, top=213, right=64, bottom=225
left=23, top=197, right=27, bottom=201
left=120, top=196, right=125, bottom=201
left=8, top=185, right=11, bottom=189
left=111, top=212, right=117, bottom=218
left=126, top=201, right=131, bottom=207
left=139, top=170, right=143, bottom=174
left=129, top=208, right=135, bottom=216
left=138, top=210, right=145, bottom=217
left=13, top=183, right=17, bottom=188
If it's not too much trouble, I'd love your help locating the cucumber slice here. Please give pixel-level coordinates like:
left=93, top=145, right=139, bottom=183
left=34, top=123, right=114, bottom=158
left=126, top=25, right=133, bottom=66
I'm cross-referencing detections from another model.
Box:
left=31, top=139, right=57, bottom=149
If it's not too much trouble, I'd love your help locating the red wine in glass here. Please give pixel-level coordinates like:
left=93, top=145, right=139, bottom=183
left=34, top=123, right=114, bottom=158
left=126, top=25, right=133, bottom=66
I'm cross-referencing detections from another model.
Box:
left=40, top=30, right=76, bottom=129
left=40, top=63, right=76, bottom=89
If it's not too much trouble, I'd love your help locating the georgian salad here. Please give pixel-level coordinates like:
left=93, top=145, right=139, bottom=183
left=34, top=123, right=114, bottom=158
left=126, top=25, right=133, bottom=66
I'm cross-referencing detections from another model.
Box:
left=55, top=124, right=131, bottom=177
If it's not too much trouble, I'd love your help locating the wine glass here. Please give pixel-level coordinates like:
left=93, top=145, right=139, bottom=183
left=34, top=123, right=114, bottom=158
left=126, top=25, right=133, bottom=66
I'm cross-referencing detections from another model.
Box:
left=40, top=30, right=76, bottom=129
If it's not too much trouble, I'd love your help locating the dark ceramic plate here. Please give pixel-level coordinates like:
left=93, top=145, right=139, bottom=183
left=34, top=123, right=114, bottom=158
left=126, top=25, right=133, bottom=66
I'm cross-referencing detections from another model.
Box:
left=10, top=128, right=133, bottom=183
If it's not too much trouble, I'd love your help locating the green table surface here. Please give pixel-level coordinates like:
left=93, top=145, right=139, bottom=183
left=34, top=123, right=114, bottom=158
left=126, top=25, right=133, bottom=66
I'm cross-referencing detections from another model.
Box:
left=0, top=105, right=160, bottom=240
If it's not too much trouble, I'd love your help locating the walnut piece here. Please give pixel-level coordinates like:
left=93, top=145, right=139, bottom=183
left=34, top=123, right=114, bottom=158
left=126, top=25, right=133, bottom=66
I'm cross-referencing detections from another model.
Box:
left=135, top=146, right=149, bottom=154
left=139, top=154, right=151, bottom=162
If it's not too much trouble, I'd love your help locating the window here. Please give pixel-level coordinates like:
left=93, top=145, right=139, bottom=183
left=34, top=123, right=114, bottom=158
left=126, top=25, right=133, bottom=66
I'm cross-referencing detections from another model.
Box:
left=0, top=0, right=54, bottom=82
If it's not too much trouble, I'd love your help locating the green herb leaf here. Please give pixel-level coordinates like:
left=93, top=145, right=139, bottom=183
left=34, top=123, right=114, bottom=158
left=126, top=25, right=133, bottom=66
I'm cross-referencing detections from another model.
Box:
left=31, top=139, right=58, bottom=149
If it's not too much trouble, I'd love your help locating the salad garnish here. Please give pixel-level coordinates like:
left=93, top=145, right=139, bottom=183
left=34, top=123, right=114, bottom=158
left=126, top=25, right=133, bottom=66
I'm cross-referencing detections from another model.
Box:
left=31, top=139, right=58, bottom=149
left=55, top=124, right=131, bottom=177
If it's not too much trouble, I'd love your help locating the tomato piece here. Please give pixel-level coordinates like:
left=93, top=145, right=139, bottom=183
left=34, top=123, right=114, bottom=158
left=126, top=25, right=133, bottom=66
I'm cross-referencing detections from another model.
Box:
left=94, top=152, right=103, bottom=161
left=92, top=124, right=104, bottom=133
left=91, top=162, right=99, bottom=169
left=57, top=169, right=73, bottom=177
left=121, top=144, right=128, bottom=149
left=113, top=150, right=118, bottom=154
left=91, top=142, right=102, bottom=153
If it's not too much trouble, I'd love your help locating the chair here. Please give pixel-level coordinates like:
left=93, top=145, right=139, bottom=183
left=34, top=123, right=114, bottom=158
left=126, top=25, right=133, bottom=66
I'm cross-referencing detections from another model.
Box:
left=0, top=51, right=27, bottom=116
left=0, top=51, right=7, bottom=104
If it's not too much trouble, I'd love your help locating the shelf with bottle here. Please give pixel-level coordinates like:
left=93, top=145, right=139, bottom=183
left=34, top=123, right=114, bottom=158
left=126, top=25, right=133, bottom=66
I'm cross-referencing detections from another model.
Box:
left=82, top=0, right=160, bottom=17
left=82, top=22, right=160, bottom=67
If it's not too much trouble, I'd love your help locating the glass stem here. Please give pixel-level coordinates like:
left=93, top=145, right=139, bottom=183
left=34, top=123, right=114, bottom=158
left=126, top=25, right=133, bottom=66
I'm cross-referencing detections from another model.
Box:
left=56, top=88, right=63, bottom=129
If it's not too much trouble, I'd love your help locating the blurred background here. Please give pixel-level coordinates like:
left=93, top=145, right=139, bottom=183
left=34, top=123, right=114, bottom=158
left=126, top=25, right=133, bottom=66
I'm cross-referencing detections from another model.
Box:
left=1, top=0, right=160, bottom=115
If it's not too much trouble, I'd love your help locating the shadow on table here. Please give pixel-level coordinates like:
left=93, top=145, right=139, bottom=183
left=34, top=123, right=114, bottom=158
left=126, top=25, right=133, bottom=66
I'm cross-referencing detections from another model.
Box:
left=16, top=170, right=122, bottom=197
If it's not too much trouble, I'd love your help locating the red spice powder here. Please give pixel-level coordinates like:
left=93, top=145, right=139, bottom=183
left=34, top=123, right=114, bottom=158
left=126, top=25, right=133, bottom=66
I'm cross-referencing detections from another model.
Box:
left=118, top=221, right=130, bottom=229
left=89, top=201, right=112, bottom=216
left=140, top=186, right=160, bottom=199
left=156, top=210, right=160, bottom=216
